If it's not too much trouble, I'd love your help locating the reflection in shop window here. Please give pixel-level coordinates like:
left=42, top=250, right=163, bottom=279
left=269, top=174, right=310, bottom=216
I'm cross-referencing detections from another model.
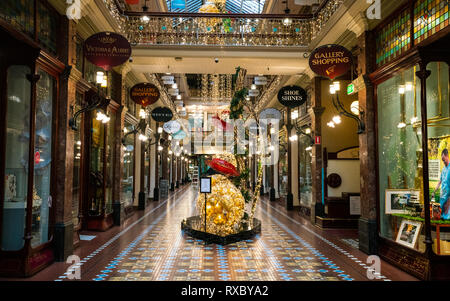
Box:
left=32, top=70, right=55, bottom=247
left=1, top=66, right=31, bottom=251
left=122, top=123, right=135, bottom=207
left=378, top=62, right=450, bottom=255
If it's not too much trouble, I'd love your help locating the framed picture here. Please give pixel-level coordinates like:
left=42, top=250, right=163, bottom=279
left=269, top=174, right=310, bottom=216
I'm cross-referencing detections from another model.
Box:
left=385, top=189, right=420, bottom=214
left=396, top=219, right=422, bottom=249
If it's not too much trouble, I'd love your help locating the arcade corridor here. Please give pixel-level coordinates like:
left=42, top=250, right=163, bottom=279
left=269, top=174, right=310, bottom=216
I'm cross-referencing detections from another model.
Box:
left=12, top=185, right=415, bottom=282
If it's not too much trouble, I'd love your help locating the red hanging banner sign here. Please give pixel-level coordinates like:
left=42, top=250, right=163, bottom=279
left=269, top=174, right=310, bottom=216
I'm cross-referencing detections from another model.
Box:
left=84, top=32, right=132, bottom=71
left=130, top=83, right=160, bottom=107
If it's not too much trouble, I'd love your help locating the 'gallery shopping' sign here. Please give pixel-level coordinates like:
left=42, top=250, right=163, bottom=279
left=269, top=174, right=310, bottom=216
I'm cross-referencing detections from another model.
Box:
left=309, top=44, right=353, bottom=80
left=277, top=85, right=307, bottom=108
left=84, top=32, right=131, bottom=71
left=130, top=83, right=160, bottom=107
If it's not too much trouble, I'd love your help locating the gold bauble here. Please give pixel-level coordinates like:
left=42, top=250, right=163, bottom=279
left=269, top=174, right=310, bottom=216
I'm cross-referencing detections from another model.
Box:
left=197, top=174, right=245, bottom=236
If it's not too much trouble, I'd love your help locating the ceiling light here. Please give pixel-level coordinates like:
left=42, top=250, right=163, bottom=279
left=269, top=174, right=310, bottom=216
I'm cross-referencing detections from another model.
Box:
left=305, top=128, right=311, bottom=134
left=398, top=85, right=405, bottom=94
left=158, top=127, right=163, bottom=134
left=327, top=121, right=335, bottom=128
left=172, top=83, right=178, bottom=89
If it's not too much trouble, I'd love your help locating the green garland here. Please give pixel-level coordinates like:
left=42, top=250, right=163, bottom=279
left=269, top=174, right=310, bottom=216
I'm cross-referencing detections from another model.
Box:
left=391, top=213, right=450, bottom=224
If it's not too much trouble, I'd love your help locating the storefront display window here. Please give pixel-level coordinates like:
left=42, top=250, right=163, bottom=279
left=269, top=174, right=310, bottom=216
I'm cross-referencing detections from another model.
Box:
left=426, top=62, right=450, bottom=255
left=279, top=130, right=288, bottom=198
left=105, top=111, right=115, bottom=215
left=377, top=64, right=424, bottom=252
left=31, top=70, right=55, bottom=247
left=299, top=134, right=313, bottom=207
left=378, top=62, right=450, bottom=254
left=89, top=113, right=105, bottom=216
left=122, top=123, right=135, bottom=207
left=72, top=93, right=83, bottom=226
left=1, top=66, right=31, bottom=251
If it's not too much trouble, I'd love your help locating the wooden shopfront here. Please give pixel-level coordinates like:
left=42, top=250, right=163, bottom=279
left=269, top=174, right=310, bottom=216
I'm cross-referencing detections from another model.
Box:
left=370, top=0, right=450, bottom=280
left=0, top=0, right=66, bottom=276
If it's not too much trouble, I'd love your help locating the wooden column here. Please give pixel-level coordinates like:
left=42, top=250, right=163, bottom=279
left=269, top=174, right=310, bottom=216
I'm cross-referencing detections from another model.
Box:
left=357, top=31, right=378, bottom=254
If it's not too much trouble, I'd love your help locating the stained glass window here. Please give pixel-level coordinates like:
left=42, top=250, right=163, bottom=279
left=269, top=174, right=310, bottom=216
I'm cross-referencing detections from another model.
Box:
left=414, top=0, right=449, bottom=44
left=38, top=1, right=59, bottom=55
left=0, top=0, right=34, bottom=37
left=376, top=8, right=411, bottom=67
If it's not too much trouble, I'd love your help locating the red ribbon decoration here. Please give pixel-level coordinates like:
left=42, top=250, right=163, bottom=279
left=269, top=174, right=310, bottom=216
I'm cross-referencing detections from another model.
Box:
left=212, top=114, right=232, bottom=131
left=206, top=158, right=240, bottom=177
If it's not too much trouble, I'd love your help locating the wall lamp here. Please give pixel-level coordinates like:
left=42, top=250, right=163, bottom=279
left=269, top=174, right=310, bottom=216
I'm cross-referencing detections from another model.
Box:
left=293, top=122, right=314, bottom=148
left=122, top=118, right=148, bottom=146
left=69, top=71, right=110, bottom=131
left=329, top=81, right=365, bottom=134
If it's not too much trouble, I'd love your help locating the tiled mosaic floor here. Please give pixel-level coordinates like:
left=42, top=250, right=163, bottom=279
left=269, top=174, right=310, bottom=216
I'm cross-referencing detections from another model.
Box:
left=91, top=187, right=356, bottom=281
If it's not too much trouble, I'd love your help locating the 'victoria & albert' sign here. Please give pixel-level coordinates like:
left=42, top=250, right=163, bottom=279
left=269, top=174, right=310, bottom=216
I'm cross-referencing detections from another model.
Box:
left=151, top=107, right=173, bottom=123
left=309, top=44, right=353, bottom=80
left=84, top=32, right=131, bottom=71
left=277, top=85, right=307, bottom=108
left=130, top=83, right=160, bottom=107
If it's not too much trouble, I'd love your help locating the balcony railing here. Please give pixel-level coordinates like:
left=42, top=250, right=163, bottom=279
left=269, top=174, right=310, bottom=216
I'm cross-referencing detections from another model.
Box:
left=103, top=0, right=345, bottom=47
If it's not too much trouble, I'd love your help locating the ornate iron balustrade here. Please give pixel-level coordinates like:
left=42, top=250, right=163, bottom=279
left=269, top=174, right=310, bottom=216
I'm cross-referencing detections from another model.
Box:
left=102, top=0, right=345, bottom=47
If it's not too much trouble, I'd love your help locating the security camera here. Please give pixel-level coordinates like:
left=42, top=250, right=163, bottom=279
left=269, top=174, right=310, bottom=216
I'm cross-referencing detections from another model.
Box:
left=129, top=57, right=133, bottom=63
left=214, top=58, right=219, bottom=63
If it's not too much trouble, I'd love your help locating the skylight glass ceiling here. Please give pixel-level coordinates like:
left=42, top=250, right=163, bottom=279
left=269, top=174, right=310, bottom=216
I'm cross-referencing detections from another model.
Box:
left=166, top=0, right=266, bottom=14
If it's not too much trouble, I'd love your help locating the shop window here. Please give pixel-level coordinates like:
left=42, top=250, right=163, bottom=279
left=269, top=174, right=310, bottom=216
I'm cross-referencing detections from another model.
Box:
left=378, top=65, right=423, bottom=251
left=144, top=148, right=150, bottom=195
left=299, top=134, right=313, bottom=207
left=426, top=62, right=450, bottom=255
left=71, top=93, right=83, bottom=226
left=89, top=114, right=105, bottom=216
left=279, top=129, right=288, bottom=198
left=105, top=111, right=115, bottom=215
left=378, top=62, right=450, bottom=254
left=31, top=70, right=55, bottom=247
left=122, top=123, right=135, bottom=207
left=1, top=66, right=32, bottom=251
